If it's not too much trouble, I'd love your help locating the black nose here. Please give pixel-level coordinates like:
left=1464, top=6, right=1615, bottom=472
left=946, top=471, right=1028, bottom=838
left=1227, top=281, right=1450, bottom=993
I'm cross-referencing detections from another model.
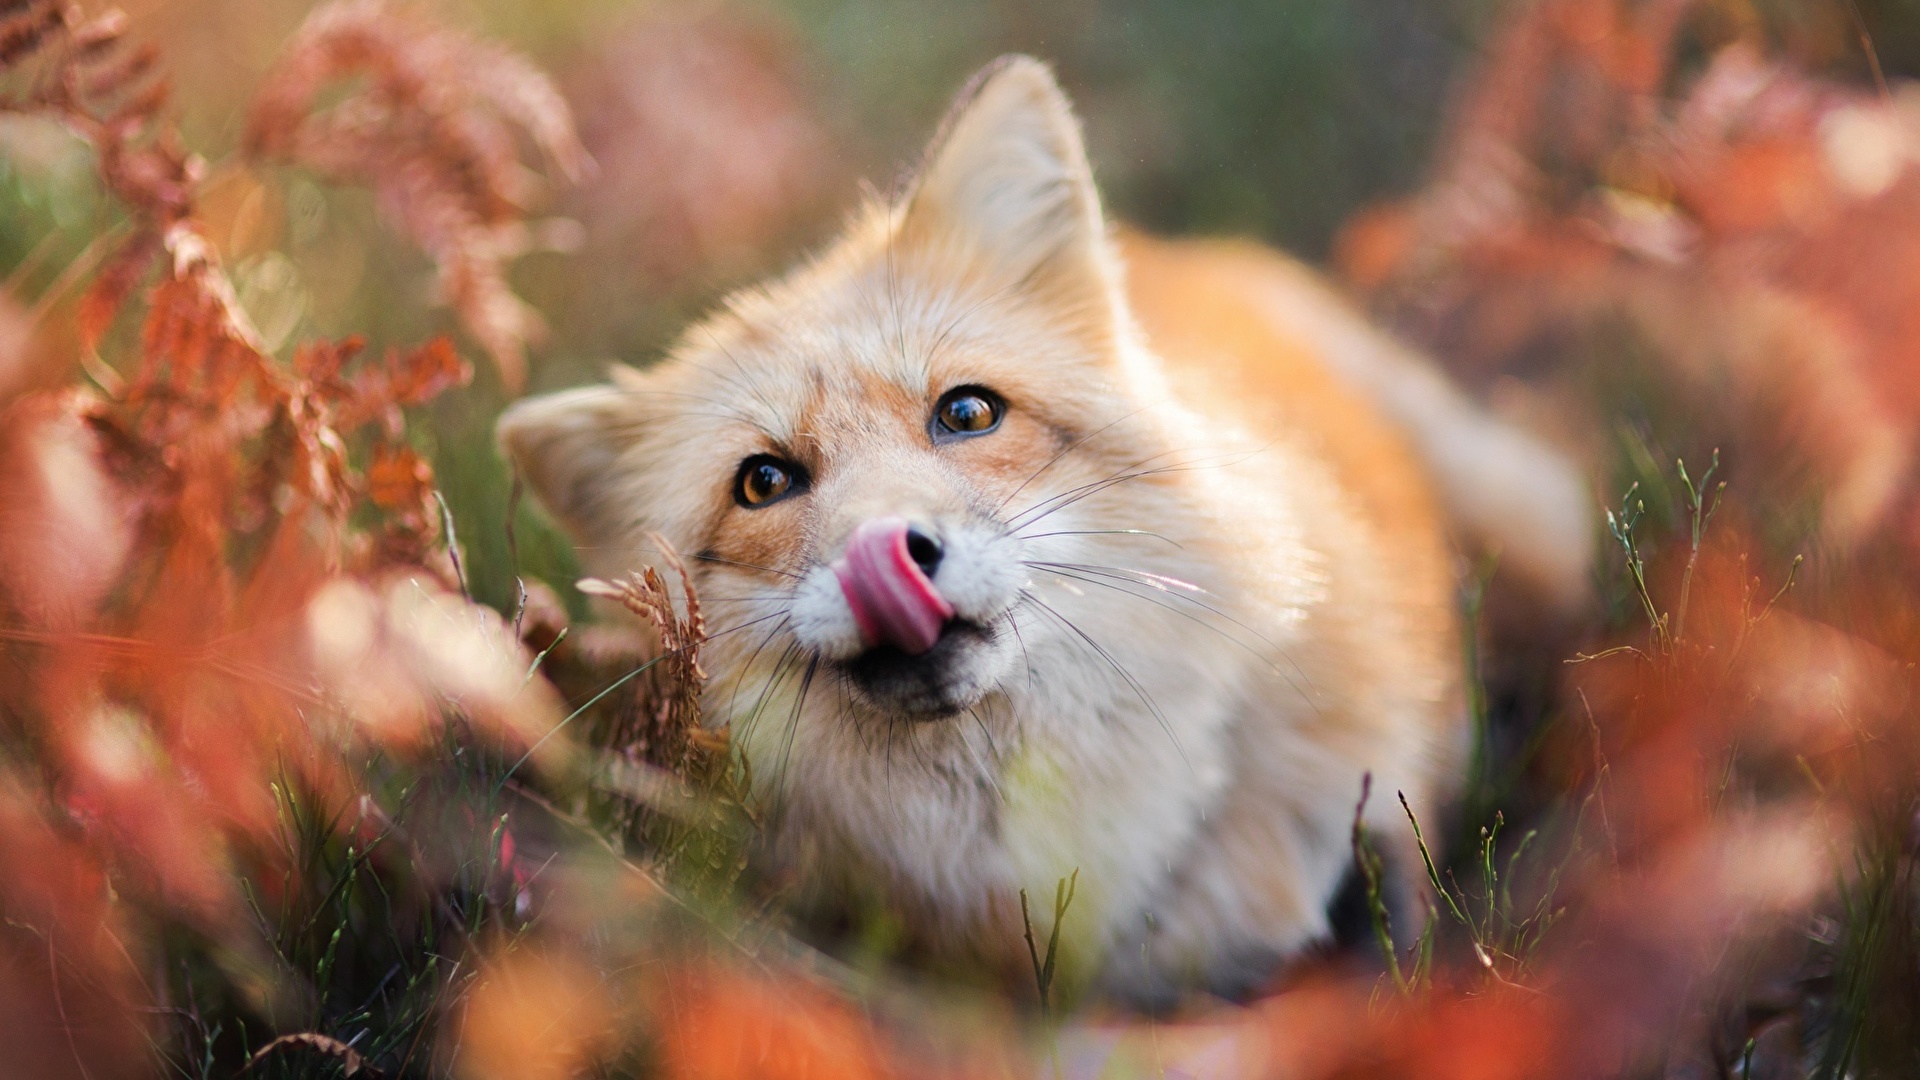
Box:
left=904, top=526, right=943, bottom=579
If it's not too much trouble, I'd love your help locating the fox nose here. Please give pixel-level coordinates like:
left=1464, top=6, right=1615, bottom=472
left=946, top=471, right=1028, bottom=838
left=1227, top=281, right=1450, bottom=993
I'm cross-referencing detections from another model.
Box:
left=904, top=526, right=943, bottom=577
left=832, top=517, right=954, bottom=656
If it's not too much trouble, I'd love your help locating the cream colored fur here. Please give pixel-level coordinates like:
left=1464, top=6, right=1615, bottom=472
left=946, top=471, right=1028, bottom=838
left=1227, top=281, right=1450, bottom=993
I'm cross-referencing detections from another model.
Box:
left=500, top=56, right=1582, bottom=1006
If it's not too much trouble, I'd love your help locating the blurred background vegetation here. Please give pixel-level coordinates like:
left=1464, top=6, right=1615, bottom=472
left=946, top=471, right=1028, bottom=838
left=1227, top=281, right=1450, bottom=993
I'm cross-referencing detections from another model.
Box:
left=5, top=0, right=1498, bottom=617
left=5, top=0, right=1914, bottom=615
left=7, top=1, right=1920, bottom=1074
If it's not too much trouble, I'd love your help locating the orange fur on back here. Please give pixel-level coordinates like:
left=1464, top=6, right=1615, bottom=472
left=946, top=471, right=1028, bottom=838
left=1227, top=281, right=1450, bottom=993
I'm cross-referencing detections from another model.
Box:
left=1121, top=233, right=1451, bottom=587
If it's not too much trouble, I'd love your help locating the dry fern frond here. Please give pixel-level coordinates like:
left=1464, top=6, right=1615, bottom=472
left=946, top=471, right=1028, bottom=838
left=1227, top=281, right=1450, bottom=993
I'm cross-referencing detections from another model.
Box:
left=0, top=1, right=472, bottom=566
left=0, top=0, right=487, bottom=943
left=0, top=4, right=191, bottom=221
left=0, top=4, right=573, bottom=1070
left=2, top=2, right=199, bottom=348
left=245, top=0, right=590, bottom=392
left=1342, top=0, right=1920, bottom=553
left=88, top=223, right=469, bottom=569
left=579, top=539, right=707, bottom=689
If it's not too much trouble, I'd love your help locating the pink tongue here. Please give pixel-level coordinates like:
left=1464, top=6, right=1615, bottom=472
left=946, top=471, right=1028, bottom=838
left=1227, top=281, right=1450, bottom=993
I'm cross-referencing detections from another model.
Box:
left=832, top=517, right=954, bottom=655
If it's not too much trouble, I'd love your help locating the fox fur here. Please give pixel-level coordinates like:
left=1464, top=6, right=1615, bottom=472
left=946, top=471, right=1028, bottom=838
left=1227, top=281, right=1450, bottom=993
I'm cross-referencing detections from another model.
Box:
left=499, top=56, right=1590, bottom=1006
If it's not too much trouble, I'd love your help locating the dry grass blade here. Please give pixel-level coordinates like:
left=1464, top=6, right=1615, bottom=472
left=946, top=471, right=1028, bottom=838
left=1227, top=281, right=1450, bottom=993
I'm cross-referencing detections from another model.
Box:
left=244, top=1032, right=380, bottom=1077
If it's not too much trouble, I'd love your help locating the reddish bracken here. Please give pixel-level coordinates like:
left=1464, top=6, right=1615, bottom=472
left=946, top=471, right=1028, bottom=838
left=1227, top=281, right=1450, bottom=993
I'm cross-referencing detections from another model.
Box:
left=0, top=1, right=565, bottom=1071
left=563, top=9, right=838, bottom=292
left=0, top=0, right=1915, bottom=1076
left=1340, top=0, right=1920, bottom=554
left=245, top=0, right=591, bottom=391
left=578, top=533, right=712, bottom=775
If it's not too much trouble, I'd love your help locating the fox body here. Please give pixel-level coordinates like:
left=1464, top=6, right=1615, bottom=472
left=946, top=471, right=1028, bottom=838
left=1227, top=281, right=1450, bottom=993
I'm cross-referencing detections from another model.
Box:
left=501, top=58, right=1588, bottom=1005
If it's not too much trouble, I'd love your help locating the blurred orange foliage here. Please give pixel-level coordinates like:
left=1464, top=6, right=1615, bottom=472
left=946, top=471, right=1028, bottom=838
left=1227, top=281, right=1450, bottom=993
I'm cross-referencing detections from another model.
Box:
left=1342, top=0, right=1920, bottom=552
left=452, top=947, right=618, bottom=1080
left=246, top=0, right=589, bottom=391
left=655, top=965, right=905, bottom=1080
left=0, top=1, right=564, bottom=1072
left=564, top=10, right=837, bottom=293
left=0, top=0, right=1917, bottom=1076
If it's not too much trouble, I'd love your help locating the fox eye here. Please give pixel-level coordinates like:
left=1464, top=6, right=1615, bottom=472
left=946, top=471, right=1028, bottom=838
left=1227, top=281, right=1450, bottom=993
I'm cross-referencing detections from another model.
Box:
left=932, top=386, right=1004, bottom=440
left=734, top=455, right=805, bottom=508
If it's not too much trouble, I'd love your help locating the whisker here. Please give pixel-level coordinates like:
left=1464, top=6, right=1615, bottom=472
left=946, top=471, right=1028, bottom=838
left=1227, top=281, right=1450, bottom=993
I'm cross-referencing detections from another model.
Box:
left=1002, top=607, right=1035, bottom=694
left=1020, top=592, right=1189, bottom=770
left=1005, top=444, right=1204, bottom=523
left=884, top=702, right=899, bottom=798
left=726, top=614, right=795, bottom=723
left=735, top=639, right=804, bottom=751
left=1029, top=561, right=1324, bottom=721
left=963, top=704, right=1006, bottom=803
left=1033, top=559, right=1203, bottom=590
left=993, top=406, right=1154, bottom=516
left=680, top=551, right=802, bottom=581
left=1014, top=528, right=1185, bottom=549
left=576, top=542, right=803, bottom=583
left=774, top=657, right=821, bottom=796
left=1006, top=446, right=1270, bottom=531
left=697, top=611, right=792, bottom=645
left=569, top=609, right=783, bottom=708
left=965, top=704, right=1002, bottom=768
left=1027, top=563, right=1269, bottom=665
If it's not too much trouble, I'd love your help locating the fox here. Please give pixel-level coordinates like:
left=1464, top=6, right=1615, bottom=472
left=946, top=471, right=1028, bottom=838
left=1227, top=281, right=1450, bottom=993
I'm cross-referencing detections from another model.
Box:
left=499, top=56, right=1591, bottom=1007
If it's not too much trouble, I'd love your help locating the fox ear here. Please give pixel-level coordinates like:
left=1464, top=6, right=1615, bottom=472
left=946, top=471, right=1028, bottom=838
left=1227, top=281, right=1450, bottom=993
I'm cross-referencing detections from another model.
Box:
left=902, top=56, right=1118, bottom=320
left=496, top=382, right=643, bottom=548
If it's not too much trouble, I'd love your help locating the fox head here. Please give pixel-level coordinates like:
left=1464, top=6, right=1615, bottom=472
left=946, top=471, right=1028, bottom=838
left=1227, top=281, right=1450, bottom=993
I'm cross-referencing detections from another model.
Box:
left=500, top=57, right=1260, bottom=882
